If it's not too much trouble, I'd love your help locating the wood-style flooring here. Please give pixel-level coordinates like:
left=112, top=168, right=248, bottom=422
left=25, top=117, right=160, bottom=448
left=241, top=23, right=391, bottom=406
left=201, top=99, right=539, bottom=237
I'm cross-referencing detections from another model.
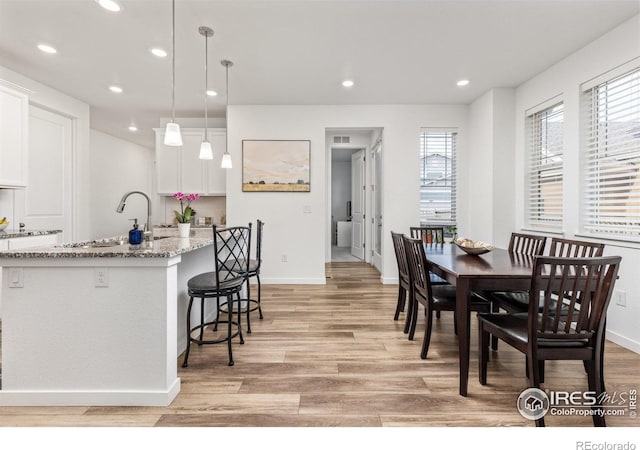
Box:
left=0, top=262, right=638, bottom=427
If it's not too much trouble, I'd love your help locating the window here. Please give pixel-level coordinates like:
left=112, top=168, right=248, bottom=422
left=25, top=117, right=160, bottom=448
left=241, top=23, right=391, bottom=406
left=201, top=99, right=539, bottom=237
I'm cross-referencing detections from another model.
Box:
left=525, top=101, right=564, bottom=231
left=420, top=129, right=456, bottom=227
left=581, top=65, right=640, bottom=239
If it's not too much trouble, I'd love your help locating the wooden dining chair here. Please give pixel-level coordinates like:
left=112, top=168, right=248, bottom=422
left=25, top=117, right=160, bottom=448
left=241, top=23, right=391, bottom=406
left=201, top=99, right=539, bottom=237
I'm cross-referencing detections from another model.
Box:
left=478, top=255, right=621, bottom=426
left=403, top=235, right=490, bottom=358
left=391, top=231, right=413, bottom=334
left=490, top=237, right=603, bottom=315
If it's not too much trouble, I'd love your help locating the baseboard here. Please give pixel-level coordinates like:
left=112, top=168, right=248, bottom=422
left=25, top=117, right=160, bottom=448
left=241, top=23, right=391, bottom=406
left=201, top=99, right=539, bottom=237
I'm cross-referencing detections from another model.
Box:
left=606, top=330, right=640, bottom=354
left=381, top=276, right=398, bottom=285
left=259, top=277, right=326, bottom=285
left=0, top=378, right=181, bottom=406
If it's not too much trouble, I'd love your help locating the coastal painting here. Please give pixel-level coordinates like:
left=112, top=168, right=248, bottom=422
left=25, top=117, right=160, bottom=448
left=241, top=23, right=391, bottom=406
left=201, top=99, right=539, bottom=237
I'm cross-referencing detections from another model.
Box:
left=242, top=140, right=311, bottom=192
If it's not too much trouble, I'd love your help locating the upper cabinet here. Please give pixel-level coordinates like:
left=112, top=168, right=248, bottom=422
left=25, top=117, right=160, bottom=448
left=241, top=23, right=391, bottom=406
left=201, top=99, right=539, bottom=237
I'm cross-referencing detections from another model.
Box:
left=154, top=128, right=226, bottom=196
left=0, top=81, right=30, bottom=188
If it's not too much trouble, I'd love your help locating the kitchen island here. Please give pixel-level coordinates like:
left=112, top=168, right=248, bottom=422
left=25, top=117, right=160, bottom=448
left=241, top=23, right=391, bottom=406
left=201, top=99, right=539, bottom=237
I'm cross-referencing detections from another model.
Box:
left=0, top=228, right=221, bottom=406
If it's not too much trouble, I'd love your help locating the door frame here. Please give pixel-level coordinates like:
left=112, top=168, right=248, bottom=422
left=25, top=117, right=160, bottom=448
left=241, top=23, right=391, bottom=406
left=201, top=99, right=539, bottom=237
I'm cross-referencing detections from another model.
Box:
left=325, top=128, right=384, bottom=271
left=370, top=138, right=383, bottom=271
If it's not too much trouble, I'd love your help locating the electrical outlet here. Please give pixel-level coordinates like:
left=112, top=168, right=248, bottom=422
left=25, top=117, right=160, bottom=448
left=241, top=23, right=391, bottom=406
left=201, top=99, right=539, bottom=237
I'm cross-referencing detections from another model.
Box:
left=8, top=268, right=23, bottom=288
left=281, top=254, right=288, bottom=263
left=94, top=268, right=109, bottom=287
left=614, top=290, right=626, bottom=307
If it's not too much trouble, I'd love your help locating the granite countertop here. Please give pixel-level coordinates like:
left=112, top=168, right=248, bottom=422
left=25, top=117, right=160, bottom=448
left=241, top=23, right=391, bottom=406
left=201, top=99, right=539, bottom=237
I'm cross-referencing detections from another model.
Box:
left=0, top=229, right=62, bottom=239
left=0, top=228, right=215, bottom=259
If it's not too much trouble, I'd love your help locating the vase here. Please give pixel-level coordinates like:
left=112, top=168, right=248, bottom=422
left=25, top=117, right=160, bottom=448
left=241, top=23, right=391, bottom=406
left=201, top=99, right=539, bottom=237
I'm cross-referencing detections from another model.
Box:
left=178, top=223, right=191, bottom=238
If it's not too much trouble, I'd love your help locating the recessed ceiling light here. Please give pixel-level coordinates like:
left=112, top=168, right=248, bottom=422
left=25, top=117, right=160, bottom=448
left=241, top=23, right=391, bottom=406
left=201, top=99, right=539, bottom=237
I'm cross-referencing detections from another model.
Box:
left=96, top=0, right=121, bottom=12
left=151, top=48, right=167, bottom=58
left=37, top=44, right=57, bottom=54
left=206, top=90, right=218, bottom=97
left=109, top=85, right=123, bottom=93
left=342, top=80, right=354, bottom=87
left=456, top=79, right=470, bottom=87
left=128, top=125, right=138, bottom=132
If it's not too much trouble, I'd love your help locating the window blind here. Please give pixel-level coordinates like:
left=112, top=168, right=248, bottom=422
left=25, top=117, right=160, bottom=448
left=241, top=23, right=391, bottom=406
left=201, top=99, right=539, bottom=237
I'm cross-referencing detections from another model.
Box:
left=525, top=102, right=564, bottom=231
left=419, top=129, right=457, bottom=225
left=582, top=66, right=640, bottom=238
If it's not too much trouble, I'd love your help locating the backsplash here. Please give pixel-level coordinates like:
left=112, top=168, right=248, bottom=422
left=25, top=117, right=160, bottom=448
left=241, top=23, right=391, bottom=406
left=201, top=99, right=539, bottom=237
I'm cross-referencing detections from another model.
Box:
left=160, top=196, right=226, bottom=226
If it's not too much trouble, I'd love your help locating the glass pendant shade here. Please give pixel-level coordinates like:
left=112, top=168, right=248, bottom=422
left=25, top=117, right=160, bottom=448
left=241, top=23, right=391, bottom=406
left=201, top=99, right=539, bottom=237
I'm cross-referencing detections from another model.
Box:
left=221, top=152, right=232, bottom=169
left=164, top=122, right=183, bottom=146
left=199, top=140, right=213, bottom=159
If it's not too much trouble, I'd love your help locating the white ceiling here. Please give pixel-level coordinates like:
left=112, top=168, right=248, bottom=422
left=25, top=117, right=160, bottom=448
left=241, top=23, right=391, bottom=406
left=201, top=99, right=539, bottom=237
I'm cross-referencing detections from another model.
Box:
left=0, top=0, right=638, bottom=148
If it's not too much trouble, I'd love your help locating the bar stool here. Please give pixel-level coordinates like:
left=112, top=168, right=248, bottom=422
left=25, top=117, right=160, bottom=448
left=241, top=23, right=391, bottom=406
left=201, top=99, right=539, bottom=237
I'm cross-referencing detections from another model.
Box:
left=182, top=224, right=251, bottom=367
left=245, top=219, right=264, bottom=332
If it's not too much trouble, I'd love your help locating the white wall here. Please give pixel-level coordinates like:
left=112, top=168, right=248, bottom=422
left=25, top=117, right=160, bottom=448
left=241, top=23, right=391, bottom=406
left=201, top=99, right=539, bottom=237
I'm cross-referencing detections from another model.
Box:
left=89, top=130, right=156, bottom=239
left=0, top=65, right=91, bottom=241
left=226, top=104, right=469, bottom=284
left=513, top=14, right=640, bottom=352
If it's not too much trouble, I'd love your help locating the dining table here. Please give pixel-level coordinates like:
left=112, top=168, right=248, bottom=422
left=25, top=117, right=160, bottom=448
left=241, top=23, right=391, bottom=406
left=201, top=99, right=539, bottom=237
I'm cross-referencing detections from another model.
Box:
left=423, top=243, right=535, bottom=397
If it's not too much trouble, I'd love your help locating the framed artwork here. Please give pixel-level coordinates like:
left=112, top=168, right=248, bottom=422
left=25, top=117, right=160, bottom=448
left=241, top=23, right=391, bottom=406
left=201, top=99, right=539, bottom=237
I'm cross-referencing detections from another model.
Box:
left=242, top=140, right=311, bottom=192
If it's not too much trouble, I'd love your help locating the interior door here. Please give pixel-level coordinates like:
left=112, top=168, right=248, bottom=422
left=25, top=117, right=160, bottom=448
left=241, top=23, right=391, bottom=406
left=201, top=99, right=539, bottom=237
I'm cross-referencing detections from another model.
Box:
left=14, top=106, right=73, bottom=241
left=351, top=149, right=365, bottom=260
left=371, top=141, right=382, bottom=271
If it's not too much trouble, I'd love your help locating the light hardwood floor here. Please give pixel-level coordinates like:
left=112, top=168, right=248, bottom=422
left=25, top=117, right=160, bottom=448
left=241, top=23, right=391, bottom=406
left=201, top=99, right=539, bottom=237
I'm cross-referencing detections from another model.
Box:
left=0, top=261, right=638, bottom=427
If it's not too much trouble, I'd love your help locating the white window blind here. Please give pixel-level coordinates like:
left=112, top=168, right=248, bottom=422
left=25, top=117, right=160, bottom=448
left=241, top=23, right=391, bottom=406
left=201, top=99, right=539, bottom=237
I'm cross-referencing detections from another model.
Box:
left=525, top=102, right=564, bottom=231
left=582, top=66, right=640, bottom=239
left=419, top=129, right=456, bottom=226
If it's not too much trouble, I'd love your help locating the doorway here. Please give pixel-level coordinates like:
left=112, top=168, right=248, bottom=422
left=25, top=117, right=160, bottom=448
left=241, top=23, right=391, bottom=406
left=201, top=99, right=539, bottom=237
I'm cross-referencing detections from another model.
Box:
left=326, top=128, right=384, bottom=269
left=330, top=147, right=362, bottom=262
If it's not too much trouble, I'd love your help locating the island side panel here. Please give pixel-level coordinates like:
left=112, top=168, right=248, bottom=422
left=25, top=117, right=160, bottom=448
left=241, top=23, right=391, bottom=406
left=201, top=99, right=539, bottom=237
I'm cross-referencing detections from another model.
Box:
left=0, top=257, right=180, bottom=406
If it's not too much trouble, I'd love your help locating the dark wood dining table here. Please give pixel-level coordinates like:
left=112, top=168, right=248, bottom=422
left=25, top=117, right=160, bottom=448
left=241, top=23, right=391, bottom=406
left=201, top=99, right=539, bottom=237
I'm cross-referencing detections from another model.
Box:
left=423, top=243, right=535, bottom=396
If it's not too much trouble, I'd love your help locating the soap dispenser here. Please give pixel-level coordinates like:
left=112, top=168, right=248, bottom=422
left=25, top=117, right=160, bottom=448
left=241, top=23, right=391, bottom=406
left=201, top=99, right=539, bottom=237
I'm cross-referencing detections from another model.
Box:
left=129, top=218, right=143, bottom=246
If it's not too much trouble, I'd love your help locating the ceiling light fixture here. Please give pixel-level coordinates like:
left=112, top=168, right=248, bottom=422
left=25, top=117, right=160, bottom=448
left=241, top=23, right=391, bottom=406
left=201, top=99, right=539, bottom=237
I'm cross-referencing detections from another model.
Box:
left=342, top=80, right=354, bottom=87
left=128, top=125, right=138, bottom=132
left=96, top=0, right=121, bottom=12
left=37, top=44, right=57, bottom=54
left=198, top=26, right=214, bottom=160
left=206, top=90, right=218, bottom=97
left=164, top=0, right=183, bottom=147
left=220, top=59, right=234, bottom=169
left=109, top=85, right=123, bottom=93
left=151, top=48, right=167, bottom=58
left=456, top=79, right=470, bottom=87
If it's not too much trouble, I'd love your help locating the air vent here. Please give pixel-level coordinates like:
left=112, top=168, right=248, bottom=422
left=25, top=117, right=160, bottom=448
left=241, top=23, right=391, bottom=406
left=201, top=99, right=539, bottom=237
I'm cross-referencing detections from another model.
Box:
left=333, top=136, right=351, bottom=144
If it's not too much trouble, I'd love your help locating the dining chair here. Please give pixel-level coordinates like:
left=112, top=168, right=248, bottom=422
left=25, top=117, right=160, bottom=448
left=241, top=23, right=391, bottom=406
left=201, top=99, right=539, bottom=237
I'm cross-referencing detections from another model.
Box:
left=481, top=233, right=547, bottom=349
left=404, top=235, right=490, bottom=358
left=490, top=237, right=603, bottom=315
left=478, top=255, right=621, bottom=426
left=391, top=231, right=413, bottom=333
left=182, top=223, right=251, bottom=367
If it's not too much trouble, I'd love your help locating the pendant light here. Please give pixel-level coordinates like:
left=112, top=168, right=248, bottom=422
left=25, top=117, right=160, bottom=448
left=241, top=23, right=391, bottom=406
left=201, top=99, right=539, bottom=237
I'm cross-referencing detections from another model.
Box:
left=198, top=26, right=214, bottom=160
left=164, top=0, right=182, bottom=146
left=220, top=59, right=233, bottom=169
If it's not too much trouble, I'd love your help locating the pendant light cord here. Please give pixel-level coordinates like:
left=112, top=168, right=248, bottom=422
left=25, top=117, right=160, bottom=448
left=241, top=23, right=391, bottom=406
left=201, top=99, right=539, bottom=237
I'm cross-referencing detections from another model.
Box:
left=204, top=32, right=208, bottom=142
left=171, top=0, right=176, bottom=123
left=225, top=63, right=229, bottom=155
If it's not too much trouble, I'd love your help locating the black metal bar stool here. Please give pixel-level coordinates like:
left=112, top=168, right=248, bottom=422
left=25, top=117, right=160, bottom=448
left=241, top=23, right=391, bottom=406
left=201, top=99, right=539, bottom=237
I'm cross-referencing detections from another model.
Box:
left=245, top=219, right=264, bottom=332
left=182, top=224, right=251, bottom=367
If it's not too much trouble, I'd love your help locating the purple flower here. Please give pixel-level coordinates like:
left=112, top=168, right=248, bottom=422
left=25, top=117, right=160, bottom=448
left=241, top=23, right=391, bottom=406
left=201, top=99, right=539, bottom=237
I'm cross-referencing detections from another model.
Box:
left=173, top=192, right=199, bottom=223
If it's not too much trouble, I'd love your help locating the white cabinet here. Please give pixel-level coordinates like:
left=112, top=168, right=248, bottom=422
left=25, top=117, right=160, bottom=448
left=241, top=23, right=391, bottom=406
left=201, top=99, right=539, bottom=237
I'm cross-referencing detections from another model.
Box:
left=154, top=128, right=226, bottom=196
left=0, top=81, right=30, bottom=188
left=0, top=240, right=8, bottom=251
left=337, top=221, right=353, bottom=247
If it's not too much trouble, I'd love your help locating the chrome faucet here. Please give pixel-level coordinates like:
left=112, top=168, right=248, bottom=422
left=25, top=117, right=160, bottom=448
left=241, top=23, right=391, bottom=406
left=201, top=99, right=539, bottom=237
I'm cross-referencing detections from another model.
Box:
left=116, top=191, right=152, bottom=240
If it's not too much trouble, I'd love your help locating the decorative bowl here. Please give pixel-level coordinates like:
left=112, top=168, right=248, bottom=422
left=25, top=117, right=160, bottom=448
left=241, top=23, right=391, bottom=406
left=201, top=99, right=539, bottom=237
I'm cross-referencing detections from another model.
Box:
left=455, top=238, right=493, bottom=256
left=0, top=222, right=8, bottom=231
